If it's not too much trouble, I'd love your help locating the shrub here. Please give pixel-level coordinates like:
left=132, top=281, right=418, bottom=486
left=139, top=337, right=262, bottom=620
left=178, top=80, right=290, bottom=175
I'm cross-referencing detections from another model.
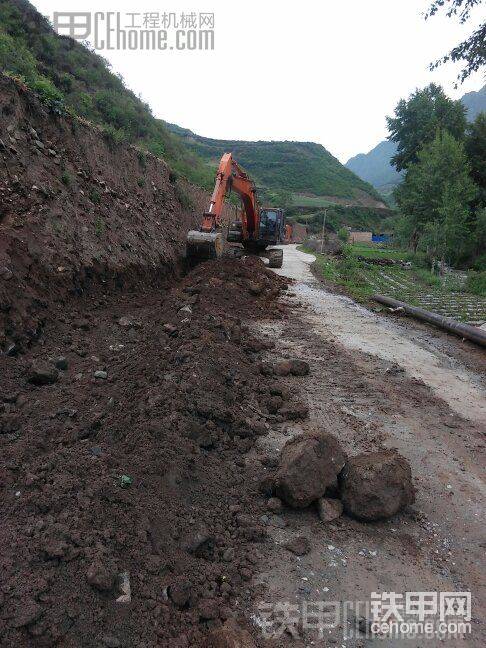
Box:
left=338, top=227, right=349, bottom=243
left=89, top=189, right=101, bottom=204
left=61, top=171, right=71, bottom=186
left=465, top=271, right=486, bottom=296
left=137, top=177, right=145, bottom=187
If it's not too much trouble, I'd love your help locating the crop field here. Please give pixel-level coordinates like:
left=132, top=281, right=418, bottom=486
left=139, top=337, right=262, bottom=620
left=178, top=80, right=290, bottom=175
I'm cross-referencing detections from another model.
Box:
left=305, top=243, right=486, bottom=324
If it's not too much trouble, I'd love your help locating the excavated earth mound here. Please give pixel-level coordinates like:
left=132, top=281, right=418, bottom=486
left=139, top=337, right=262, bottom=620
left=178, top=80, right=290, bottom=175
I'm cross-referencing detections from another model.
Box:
left=0, top=254, right=293, bottom=647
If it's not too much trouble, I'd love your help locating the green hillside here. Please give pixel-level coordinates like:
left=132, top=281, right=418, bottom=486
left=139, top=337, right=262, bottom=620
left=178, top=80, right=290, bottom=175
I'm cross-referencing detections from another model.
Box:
left=1, top=0, right=382, bottom=211
left=0, top=0, right=214, bottom=187
left=166, top=123, right=383, bottom=205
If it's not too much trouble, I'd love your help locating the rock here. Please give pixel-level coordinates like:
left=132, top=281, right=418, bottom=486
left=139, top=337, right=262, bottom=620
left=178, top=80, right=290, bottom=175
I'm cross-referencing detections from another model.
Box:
left=273, top=360, right=292, bottom=376
left=208, top=619, right=257, bottom=648
left=289, top=359, right=310, bottom=376
left=28, top=364, right=59, bottom=386
left=163, top=323, right=178, bottom=336
left=43, top=539, right=68, bottom=559
left=6, top=343, right=19, bottom=357
left=268, top=514, right=286, bottom=528
left=169, top=579, right=191, bottom=608
left=279, top=402, right=309, bottom=421
left=182, top=526, right=213, bottom=554
left=55, top=356, right=68, bottom=370
left=257, top=362, right=274, bottom=376
left=94, top=370, right=108, bottom=380
left=116, top=571, right=131, bottom=604
left=248, top=281, right=264, bottom=296
left=339, top=450, right=415, bottom=521
left=0, top=266, right=13, bottom=281
left=283, top=535, right=311, bottom=556
left=222, top=547, right=235, bottom=562
left=86, top=560, right=115, bottom=591
left=102, top=635, right=122, bottom=648
left=274, top=430, right=346, bottom=508
left=118, top=316, right=141, bottom=328
left=317, top=497, right=343, bottom=522
left=267, top=497, right=283, bottom=513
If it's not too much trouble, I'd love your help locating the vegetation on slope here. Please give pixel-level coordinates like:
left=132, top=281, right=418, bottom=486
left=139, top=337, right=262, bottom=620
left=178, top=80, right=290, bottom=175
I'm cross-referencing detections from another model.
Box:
left=166, top=123, right=383, bottom=204
left=0, top=0, right=214, bottom=187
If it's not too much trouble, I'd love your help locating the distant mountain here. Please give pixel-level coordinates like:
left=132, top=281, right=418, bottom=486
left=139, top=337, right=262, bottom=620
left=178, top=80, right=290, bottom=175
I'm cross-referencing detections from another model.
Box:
left=165, top=123, right=385, bottom=207
left=345, top=85, right=486, bottom=193
left=461, top=85, right=486, bottom=121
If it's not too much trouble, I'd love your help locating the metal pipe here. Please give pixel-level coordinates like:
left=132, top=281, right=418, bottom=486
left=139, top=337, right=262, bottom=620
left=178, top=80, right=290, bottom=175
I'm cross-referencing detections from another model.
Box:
left=372, top=294, right=486, bottom=348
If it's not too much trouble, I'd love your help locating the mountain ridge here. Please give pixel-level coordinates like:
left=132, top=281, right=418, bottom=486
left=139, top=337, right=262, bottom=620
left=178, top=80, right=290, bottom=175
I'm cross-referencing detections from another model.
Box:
left=345, top=85, right=486, bottom=194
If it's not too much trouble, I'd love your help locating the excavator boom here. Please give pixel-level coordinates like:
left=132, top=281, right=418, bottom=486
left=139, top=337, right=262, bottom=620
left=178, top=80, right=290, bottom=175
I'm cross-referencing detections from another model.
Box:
left=186, top=153, right=284, bottom=266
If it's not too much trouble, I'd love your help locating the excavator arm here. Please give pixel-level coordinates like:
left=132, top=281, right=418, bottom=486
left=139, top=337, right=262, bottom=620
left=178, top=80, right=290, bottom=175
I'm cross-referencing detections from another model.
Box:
left=187, top=153, right=260, bottom=260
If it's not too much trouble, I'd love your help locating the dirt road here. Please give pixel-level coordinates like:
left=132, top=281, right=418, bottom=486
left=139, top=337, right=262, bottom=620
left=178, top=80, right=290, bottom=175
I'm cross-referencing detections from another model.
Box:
left=249, top=245, right=485, bottom=646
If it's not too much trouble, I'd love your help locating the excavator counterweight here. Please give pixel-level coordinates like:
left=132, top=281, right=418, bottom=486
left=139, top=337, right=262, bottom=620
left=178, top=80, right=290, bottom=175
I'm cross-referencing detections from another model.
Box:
left=186, top=153, right=285, bottom=266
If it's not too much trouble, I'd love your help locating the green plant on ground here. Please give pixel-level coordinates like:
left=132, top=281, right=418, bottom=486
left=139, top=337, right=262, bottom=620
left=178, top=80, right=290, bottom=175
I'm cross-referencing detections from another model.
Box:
left=465, top=271, right=486, bottom=296
left=89, top=189, right=101, bottom=204
left=174, top=181, right=194, bottom=210
left=61, top=171, right=71, bottom=186
left=338, top=227, right=349, bottom=243
left=94, top=216, right=105, bottom=236
left=137, top=177, right=145, bottom=188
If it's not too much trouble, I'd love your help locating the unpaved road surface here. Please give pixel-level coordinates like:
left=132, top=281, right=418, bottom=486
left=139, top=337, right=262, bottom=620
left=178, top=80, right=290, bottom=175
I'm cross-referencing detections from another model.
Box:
left=248, top=245, right=485, bottom=646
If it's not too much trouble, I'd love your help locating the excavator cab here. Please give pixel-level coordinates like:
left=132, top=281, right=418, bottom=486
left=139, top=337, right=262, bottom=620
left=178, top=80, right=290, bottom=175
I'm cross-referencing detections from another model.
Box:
left=186, top=153, right=285, bottom=268
left=258, top=208, right=285, bottom=247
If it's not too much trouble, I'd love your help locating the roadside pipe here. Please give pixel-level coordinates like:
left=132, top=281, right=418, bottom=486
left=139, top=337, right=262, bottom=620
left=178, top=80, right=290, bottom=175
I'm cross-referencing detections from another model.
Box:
left=372, top=294, right=486, bottom=348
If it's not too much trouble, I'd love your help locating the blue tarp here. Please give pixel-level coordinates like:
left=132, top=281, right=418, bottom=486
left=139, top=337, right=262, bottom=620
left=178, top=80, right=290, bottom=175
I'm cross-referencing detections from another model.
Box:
left=372, top=234, right=390, bottom=243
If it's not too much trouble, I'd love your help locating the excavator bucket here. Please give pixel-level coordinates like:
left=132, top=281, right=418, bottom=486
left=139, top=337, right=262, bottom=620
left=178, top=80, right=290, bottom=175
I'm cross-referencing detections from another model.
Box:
left=186, top=230, right=223, bottom=261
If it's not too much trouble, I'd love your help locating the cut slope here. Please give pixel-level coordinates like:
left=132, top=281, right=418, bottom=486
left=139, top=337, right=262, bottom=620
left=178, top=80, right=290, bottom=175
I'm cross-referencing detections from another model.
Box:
left=0, top=74, right=230, bottom=348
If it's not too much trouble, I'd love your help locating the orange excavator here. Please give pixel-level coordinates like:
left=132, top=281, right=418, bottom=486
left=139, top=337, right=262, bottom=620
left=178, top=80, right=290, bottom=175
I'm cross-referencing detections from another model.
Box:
left=186, top=153, right=285, bottom=268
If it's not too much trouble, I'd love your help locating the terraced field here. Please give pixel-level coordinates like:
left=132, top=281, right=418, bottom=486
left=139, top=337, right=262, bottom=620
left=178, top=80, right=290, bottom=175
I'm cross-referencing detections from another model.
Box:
left=305, top=244, right=486, bottom=325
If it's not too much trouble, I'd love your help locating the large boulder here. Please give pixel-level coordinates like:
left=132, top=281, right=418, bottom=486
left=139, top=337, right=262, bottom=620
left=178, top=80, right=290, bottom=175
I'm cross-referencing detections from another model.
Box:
left=339, top=450, right=415, bottom=521
left=274, top=430, right=346, bottom=508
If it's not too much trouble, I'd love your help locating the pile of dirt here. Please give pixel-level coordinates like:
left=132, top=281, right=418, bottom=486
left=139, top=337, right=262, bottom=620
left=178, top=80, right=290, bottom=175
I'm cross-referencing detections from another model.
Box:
left=0, top=253, right=299, bottom=647
left=0, top=74, right=232, bottom=350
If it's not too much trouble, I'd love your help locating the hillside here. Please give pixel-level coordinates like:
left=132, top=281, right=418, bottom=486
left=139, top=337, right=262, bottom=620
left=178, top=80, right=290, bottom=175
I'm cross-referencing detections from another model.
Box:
left=0, top=0, right=382, bottom=213
left=0, top=0, right=214, bottom=188
left=346, top=84, right=486, bottom=193
left=165, top=123, right=384, bottom=207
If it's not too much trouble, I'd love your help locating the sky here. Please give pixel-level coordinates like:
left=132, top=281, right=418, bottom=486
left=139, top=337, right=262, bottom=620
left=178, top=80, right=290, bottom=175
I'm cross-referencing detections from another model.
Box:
left=32, top=0, right=485, bottom=162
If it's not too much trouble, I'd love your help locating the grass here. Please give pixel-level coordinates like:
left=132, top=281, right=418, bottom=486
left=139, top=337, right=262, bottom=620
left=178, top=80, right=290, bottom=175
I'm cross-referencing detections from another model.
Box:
left=291, top=194, right=335, bottom=208
left=300, top=243, right=486, bottom=323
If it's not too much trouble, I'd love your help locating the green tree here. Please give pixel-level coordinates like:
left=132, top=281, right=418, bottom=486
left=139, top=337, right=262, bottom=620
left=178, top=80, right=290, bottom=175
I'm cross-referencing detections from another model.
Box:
left=395, top=130, right=477, bottom=264
left=465, top=112, right=486, bottom=202
left=387, top=84, right=467, bottom=171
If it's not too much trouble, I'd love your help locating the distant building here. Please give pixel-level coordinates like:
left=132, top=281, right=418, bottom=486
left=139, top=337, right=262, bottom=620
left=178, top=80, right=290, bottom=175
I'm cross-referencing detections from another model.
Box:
left=349, top=230, right=372, bottom=243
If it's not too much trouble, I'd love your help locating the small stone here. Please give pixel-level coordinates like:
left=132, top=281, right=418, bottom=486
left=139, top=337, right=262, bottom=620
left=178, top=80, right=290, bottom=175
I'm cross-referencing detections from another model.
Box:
left=28, top=364, right=59, bottom=386
left=55, top=356, right=68, bottom=370
left=163, top=323, right=178, bottom=336
left=102, top=635, right=122, bottom=648
left=273, top=360, right=292, bottom=376
left=0, top=266, right=13, bottom=281
left=283, top=535, right=311, bottom=556
left=258, top=362, right=274, bottom=376
left=118, top=316, right=141, bottom=328
left=222, top=547, right=235, bottom=562
left=169, top=579, right=191, bottom=608
left=317, top=497, right=343, bottom=522
left=94, top=370, right=108, bottom=380
left=289, top=359, right=310, bottom=376
left=268, top=514, right=286, bottom=528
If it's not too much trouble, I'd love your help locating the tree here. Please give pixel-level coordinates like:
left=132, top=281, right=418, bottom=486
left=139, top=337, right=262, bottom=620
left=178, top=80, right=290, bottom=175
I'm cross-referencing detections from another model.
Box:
left=465, top=112, right=486, bottom=202
left=387, top=84, right=467, bottom=171
left=395, top=130, right=477, bottom=263
left=425, top=0, right=485, bottom=84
